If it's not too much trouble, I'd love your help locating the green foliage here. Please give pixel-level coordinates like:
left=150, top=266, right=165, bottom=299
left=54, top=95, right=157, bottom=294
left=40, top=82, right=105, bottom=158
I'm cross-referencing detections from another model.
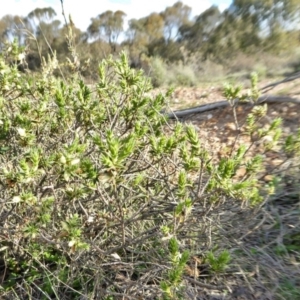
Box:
left=168, top=62, right=197, bottom=87
left=161, top=1, right=191, bottom=42
left=147, top=57, right=198, bottom=88
left=160, top=237, right=190, bottom=299
left=277, top=277, right=300, bottom=299
left=88, top=10, right=126, bottom=52
left=206, top=249, right=231, bottom=273
left=148, top=56, right=168, bottom=87
left=284, top=128, right=300, bottom=157
left=0, top=40, right=299, bottom=299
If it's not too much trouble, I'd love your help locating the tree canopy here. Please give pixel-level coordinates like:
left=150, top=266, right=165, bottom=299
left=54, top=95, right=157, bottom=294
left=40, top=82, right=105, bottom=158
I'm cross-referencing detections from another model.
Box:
left=0, top=1, right=299, bottom=75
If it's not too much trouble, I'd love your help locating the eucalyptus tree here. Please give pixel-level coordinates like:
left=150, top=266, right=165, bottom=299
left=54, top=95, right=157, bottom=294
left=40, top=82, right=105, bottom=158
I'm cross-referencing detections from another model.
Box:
left=25, top=7, right=61, bottom=58
left=127, top=13, right=165, bottom=46
left=125, top=18, right=149, bottom=66
left=26, top=7, right=57, bottom=35
left=160, top=1, right=192, bottom=42
left=203, top=7, right=262, bottom=63
left=125, top=13, right=165, bottom=64
left=142, top=13, right=165, bottom=43
left=87, top=10, right=126, bottom=52
left=232, top=0, right=300, bottom=33
left=231, top=0, right=300, bottom=51
left=178, top=5, right=222, bottom=53
left=0, top=15, right=28, bottom=47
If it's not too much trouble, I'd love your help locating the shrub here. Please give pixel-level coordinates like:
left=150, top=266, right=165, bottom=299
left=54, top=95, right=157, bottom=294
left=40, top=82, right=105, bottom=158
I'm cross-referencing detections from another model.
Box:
left=0, top=41, right=299, bottom=299
left=147, top=57, right=197, bottom=88
left=148, top=56, right=168, bottom=87
left=168, top=62, right=197, bottom=87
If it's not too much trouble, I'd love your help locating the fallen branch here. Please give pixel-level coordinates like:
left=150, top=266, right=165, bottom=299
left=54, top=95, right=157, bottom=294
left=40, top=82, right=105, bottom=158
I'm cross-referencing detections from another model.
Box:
left=166, top=95, right=300, bottom=119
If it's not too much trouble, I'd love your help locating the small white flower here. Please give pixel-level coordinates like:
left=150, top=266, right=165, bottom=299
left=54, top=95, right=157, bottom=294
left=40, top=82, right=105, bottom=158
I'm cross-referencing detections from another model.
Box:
left=23, top=177, right=33, bottom=183
left=70, top=158, right=80, bottom=165
left=68, top=240, right=76, bottom=247
left=16, top=127, right=26, bottom=137
left=18, top=53, right=26, bottom=61
left=12, top=196, right=21, bottom=203
left=262, top=135, right=273, bottom=143
left=161, top=234, right=173, bottom=241
left=111, top=253, right=121, bottom=261
left=87, top=215, right=94, bottom=223
left=60, top=155, right=67, bottom=164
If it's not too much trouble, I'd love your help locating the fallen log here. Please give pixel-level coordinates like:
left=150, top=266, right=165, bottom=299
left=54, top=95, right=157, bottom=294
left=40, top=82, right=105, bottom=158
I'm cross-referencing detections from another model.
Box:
left=166, top=95, right=300, bottom=119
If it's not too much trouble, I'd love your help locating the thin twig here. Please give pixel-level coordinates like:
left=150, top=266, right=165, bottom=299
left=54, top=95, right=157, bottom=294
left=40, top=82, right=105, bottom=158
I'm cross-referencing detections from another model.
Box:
left=60, top=0, right=69, bottom=27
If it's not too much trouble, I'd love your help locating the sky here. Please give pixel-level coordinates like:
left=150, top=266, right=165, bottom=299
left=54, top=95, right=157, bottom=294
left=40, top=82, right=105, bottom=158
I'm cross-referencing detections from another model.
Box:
left=2, top=0, right=232, bottom=31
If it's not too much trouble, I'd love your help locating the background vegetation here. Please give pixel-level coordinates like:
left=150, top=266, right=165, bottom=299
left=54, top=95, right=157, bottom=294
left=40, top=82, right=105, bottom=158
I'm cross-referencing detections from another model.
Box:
left=0, top=0, right=300, bottom=85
